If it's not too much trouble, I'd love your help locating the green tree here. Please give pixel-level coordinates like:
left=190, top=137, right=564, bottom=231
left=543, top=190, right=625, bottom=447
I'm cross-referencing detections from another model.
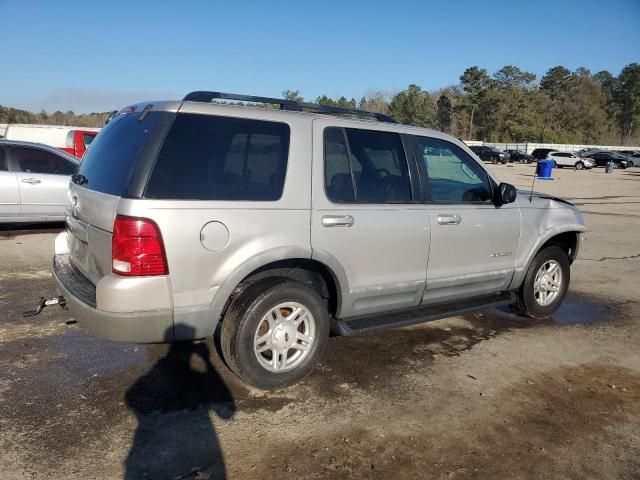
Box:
left=435, top=94, right=452, bottom=132
left=388, top=84, right=433, bottom=127
left=282, top=90, right=303, bottom=102
left=459, top=66, right=491, bottom=138
left=614, top=63, right=640, bottom=143
left=493, top=65, right=535, bottom=89
left=540, top=66, right=572, bottom=100
left=316, top=95, right=356, bottom=109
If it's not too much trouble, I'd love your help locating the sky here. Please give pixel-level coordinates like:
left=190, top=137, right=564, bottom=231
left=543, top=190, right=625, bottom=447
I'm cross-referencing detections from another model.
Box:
left=1, top=0, right=639, bottom=114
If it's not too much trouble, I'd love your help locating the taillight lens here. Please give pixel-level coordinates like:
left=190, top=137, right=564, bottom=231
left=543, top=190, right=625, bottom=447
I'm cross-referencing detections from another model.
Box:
left=112, top=215, right=168, bottom=276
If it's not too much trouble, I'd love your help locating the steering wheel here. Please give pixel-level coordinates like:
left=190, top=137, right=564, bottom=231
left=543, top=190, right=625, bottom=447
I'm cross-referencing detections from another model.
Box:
left=377, top=168, right=391, bottom=177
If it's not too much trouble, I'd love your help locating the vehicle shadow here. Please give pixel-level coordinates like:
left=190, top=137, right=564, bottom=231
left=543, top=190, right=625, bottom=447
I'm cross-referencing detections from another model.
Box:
left=0, top=221, right=65, bottom=235
left=124, top=325, right=235, bottom=480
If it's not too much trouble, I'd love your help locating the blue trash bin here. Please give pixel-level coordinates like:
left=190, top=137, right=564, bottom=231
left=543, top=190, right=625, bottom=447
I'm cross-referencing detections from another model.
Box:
left=538, top=159, right=554, bottom=180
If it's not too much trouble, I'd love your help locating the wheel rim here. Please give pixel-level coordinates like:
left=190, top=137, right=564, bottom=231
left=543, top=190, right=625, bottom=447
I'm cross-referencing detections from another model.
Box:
left=254, top=301, right=316, bottom=373
left=533, top=260, right=562, bottom=307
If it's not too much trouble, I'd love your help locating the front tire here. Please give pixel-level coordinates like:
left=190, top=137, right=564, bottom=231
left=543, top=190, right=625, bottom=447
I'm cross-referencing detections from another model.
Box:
left=575, top=161, right=584, bottom=170
left=513, top=246, right=570, bottom=318
left=220, top=278, right=330, bottom=389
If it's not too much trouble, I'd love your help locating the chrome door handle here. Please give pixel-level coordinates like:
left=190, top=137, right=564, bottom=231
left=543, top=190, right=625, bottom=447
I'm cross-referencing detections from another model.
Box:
left=437, top=214, right=462, bottom=225
left=21, top=178, right=41, bottom=184
left=322, top=215, right=355, bottom=227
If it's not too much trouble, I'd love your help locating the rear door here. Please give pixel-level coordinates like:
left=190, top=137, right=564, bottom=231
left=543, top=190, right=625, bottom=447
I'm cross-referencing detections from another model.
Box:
left=0, top=146, right=20, bottom=218
left=311, top=120, right=429, bottom=318
left=410, top=135, right=520, bottom=304
left=9, top=146, right=76, bottom=219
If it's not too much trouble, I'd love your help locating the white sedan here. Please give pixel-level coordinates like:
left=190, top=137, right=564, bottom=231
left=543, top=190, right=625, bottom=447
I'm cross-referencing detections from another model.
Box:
left=548, top=151, right=594, bottom=170
left=0, top=140, right=78, bottom=223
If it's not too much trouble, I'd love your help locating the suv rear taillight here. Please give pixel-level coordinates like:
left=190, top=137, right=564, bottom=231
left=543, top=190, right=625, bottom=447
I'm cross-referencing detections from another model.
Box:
left=112, top=215, right=168, bottom=276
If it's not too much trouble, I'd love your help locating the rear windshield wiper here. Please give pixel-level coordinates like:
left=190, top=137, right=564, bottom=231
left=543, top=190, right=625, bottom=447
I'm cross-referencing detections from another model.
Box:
left=72, top=173, right=88, bottom=185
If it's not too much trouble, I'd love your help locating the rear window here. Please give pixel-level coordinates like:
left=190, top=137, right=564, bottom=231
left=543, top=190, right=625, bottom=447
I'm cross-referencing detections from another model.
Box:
left=145, top=114, right=290, bottom=201
left=76, top=111, right=164, bottom=196
left=83, top=133, right=95, bottom=148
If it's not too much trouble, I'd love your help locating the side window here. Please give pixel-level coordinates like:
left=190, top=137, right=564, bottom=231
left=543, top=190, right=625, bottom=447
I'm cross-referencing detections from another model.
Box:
left=324, top=128, right=354, bottom=202
left=145, top=114, right=290, bottom=201
left=0, top=147, right=7, bottom=171
left=83, top=133, right=95, bottom=148
left=12, top=147, right=76, bottom=175
left=323, top=127, right=412, bottom=204
left=413, top=136, right=493, bottom=203
left=344, top=128, right=411, bottom=203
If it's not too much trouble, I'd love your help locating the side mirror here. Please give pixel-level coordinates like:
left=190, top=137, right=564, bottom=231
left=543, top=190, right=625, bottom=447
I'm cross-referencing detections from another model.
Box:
left=497, top=182, right=517, bottom=205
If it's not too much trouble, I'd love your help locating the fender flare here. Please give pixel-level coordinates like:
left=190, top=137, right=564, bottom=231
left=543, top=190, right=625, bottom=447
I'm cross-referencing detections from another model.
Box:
left=208, top=246, right=349, bottom=318
left=509, top=224, right=586, bottom=289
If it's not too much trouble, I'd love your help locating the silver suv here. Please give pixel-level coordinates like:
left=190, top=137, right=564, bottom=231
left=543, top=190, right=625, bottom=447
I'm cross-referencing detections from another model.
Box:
left=50, top=92, right=586, bottom=389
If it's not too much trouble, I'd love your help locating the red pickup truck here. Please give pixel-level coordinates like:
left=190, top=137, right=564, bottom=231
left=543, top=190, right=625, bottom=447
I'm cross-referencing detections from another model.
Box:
left=60, top=129, right=99, bottom=158
left=3, top=124, right=100, bottom=159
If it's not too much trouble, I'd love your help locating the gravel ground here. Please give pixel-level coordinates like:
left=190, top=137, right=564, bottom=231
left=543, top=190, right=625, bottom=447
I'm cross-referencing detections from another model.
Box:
left=1, top=163, right=639, bottom=479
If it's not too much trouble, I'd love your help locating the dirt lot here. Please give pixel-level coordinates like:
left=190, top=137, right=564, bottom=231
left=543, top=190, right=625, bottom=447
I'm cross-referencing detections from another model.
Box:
left=1, top=163, right=640, bottom=480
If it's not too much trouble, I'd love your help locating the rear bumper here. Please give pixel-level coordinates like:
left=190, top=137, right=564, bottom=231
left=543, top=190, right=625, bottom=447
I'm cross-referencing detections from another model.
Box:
left=52, top=254, right=174, bottom=342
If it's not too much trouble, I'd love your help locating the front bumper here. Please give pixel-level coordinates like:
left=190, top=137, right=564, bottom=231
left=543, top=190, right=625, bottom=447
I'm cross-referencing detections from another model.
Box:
left=52, top=254, right=174, bottom=342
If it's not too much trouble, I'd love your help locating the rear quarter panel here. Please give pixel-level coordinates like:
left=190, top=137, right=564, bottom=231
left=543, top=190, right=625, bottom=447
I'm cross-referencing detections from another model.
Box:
left=116, top=112, right=314, bottom=337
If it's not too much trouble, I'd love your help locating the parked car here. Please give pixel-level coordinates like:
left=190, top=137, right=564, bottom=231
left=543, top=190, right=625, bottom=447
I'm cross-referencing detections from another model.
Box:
left=45, top=92, right=586, bottom=389
left=612, top=151, right=638, bottom=167
left=3, top=124, right=100, bottom=159
left=504, top=149, right=534, bottom=163
left=584, top=151, right=629, bottom=169
left=547, top=152, right=594, bottom=170
left=531, top=148, right=558, bottom=160
left=0, top=140, right=79, bottom=223
left=468, top=145, right=509, bottom=164
left=617, top=150, right=640, bottom=157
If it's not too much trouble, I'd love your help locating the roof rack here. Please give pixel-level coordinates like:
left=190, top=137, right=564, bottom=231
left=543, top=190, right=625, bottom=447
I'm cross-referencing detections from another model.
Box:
left=183, top=91, right=398, bottom=123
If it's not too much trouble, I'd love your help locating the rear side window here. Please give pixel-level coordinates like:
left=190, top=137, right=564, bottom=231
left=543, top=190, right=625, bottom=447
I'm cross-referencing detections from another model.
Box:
left=77, top=111, right=165, bottom=196
left=145, top=114, right=290, bottom=201
left=324, top=128, right=354, bottom=202
left=323, top=127, right=411, bottom=203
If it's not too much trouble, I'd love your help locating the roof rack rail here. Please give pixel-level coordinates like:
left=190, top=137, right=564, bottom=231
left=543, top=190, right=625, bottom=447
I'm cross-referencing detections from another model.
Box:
left=183, top=91, right=398, bottom=123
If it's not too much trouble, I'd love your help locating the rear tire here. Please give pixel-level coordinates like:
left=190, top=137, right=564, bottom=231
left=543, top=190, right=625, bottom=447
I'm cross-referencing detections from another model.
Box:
left=220, top=278, right=330, bottom=389
left=512, top=246, right=570, bottom=318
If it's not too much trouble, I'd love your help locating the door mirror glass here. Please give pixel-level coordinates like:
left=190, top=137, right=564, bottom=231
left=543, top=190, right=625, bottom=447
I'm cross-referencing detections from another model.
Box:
left=498, top=182, right=517, bottom=204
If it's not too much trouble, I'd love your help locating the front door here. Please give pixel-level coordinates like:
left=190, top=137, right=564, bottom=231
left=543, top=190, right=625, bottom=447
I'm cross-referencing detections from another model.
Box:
left=0, top=147, right=20, bottom=218
left=9, top=146, right=76, bottom=219
left=311, top=120, right=430, bottom=318
left=410, top=135, right=520, bottom=304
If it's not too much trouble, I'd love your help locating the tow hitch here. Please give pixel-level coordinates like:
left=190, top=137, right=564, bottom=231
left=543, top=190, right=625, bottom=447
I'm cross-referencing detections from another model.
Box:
left=23, top=296, right=67, bottom=317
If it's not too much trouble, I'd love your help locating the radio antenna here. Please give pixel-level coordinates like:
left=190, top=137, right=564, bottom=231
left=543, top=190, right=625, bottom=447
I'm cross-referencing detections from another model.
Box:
left=529, top=163, right=538, bottom=202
